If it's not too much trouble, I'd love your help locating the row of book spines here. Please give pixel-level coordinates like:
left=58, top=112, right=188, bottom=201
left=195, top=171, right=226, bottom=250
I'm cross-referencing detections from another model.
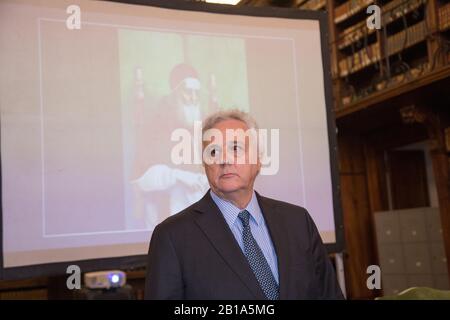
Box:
left=338, top=42, right=381, bottom=77
left=298, top=0, right=325, bottom=11
left=334, top=0, right=374, bottom=24
left=334, top=0, right=423, bottom=23
left=337, top=0, right=425, bottom=48
left=338, top=21, right=427, bottom=78
left=340, top=62, right=430, bottom=107
left=338, top=25, right=376, bottom=50
left=439, top=2, right=450, bottom=31
left=381, top=0, right=425, bottom=25
left=386, top=21, right=427, bottom=56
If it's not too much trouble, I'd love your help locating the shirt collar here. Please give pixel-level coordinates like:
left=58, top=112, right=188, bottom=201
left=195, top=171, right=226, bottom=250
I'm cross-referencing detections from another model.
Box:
left=210, top=189, right=263, bottom=227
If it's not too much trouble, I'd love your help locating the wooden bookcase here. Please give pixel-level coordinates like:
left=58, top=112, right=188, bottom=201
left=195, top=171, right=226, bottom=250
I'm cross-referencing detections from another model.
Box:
left=296, top=0, right=450, bottom=112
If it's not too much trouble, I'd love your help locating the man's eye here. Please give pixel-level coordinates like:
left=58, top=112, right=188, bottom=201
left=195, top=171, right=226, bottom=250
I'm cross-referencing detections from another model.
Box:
left=231, top=144, right=244, bottom=154
left=209, top=146, right=221, bottom=157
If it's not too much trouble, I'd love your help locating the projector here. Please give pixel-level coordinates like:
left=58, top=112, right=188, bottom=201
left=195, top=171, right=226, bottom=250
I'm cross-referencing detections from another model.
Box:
left=84, top=270, right=126, bottom=289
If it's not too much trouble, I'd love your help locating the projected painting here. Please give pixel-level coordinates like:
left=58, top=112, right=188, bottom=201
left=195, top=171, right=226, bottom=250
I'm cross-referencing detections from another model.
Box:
left=117, top=30, right=250, bottom=230
left=1, top=0, right=338, bottom=270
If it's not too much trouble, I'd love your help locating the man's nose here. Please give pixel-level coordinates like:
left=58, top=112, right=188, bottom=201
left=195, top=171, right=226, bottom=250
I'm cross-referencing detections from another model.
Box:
left=219, top=149, right=233, bottom=166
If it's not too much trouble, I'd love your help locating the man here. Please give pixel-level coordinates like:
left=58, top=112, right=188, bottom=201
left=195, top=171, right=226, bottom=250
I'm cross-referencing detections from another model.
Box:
left=130, top=63, right=210, bottom=229
left=145, top=109, right=344, bottom=299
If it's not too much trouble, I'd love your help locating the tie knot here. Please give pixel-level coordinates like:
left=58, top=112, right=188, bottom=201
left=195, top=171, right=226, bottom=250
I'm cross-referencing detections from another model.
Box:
left=238, top=210, right=250, bottom=227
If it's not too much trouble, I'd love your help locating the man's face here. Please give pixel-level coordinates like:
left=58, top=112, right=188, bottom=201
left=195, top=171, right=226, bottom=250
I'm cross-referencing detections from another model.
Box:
left=203, top=119, right=261, bottom=196
left=176, top=78, right=200, bottom=108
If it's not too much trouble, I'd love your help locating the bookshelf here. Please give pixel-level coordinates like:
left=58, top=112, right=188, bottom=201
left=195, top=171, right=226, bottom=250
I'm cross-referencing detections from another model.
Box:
left=298, top=0, right=327, bottom=10
left=334, top=0, right=374, bottom=24
left=336, top=0, right=428, bottom=108
left=440, top=2, right=450, bottom=31
left=289, top=0, right=450, bottom=110
left=438, top=0, right=450, bottom=59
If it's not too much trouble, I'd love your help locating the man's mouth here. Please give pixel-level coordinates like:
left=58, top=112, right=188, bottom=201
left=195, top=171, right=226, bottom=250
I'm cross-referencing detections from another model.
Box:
left=220, top=173, right=238, bottom=178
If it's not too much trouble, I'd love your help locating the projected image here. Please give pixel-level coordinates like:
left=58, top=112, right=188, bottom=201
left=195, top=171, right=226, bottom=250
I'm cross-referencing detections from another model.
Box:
left=117, top=30, right=250, bottom=230
left=1, top=0, right=337, bottom=269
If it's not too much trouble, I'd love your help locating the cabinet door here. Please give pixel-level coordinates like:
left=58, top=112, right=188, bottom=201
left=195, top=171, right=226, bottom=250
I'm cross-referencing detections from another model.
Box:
left=433, top=274, right=450, bottom=290
left=375, top=211, right=401, bottom=244
left=381, top=275, right=407, bottom=296
left=403, top=243, right=432, bottom=274
left=407, top=274, right=433, bottom=288
left=378, top=244, right=405, bottom=274
left=430, top=243, right=448, bottom=274
left=399, top=209, right=427, bottom=242
left=425, top=208, right=444, bottom=242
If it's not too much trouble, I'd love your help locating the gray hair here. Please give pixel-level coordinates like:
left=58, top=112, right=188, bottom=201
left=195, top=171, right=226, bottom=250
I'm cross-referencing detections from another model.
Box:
left=202, top=109, right=258, bottom=136
left=202, top=109, right=264, bottom=162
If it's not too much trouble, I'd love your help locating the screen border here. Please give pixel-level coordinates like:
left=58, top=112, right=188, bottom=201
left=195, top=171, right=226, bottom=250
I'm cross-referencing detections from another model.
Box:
left=0, top=0, right=344, bottom=280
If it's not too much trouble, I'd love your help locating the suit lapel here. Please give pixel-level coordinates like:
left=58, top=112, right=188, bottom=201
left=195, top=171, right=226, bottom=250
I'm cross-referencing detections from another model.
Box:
left=256, top=193, right=290, bottom=300
left=193, top=192, right=266, bottom=300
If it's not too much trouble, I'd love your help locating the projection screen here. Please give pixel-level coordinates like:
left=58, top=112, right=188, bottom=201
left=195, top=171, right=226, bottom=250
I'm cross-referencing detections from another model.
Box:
left=0, top=0, right=343, bottom=279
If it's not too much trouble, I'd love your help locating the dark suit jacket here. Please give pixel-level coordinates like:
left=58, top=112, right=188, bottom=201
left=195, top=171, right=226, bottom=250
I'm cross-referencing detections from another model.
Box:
left=144, top=191, right=344, bottom=300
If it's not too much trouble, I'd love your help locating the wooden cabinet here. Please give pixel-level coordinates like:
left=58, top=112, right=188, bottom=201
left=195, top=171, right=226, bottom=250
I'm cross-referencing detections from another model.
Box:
left=375, top=208, right=449, bottom=295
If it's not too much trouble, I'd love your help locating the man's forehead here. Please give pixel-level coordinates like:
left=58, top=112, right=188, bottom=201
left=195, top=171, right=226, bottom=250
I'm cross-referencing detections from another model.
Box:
left=212, top=119, right=249, bottom=130
left=205, top=135, right=248, bottom=143
left=203, top=134, right=251, bottom=144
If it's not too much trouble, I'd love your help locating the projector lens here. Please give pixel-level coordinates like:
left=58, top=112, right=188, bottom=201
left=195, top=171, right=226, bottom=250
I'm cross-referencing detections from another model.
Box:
left=111, top=274, right=120, bottom=283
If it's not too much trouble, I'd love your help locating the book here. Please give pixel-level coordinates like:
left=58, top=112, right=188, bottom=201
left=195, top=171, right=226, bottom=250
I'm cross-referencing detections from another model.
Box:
left=300, top=0, right=326, bottom=10
left=338, top=42, right=380, bottom=77
left=439, top=2, right=450, bottom=31
left=334, top=0, right=374, bottom=24
left=386, top=21, right=427, bottom=56
left=382, top=0, right=425, bottom=25
left=339, top=19, right=377, bottom=49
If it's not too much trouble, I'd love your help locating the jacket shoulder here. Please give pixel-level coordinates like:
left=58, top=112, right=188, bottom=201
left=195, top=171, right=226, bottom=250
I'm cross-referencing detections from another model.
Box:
left=257, top=194, right=315, bottom=228
left=259, top=195, right=309, bottom=215
left=152, top=200, right=203, bottom=236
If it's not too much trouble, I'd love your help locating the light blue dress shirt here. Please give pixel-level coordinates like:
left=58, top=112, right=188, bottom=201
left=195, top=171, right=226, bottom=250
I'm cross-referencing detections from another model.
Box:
left=210, top=190, right=279, bottom=284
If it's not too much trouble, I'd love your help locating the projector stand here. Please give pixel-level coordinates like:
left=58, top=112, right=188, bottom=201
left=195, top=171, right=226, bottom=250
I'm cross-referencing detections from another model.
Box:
left=74, top=285, right=135, bottom=300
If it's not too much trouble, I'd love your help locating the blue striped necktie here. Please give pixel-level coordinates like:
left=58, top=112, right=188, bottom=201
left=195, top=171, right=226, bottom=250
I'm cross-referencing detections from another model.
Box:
left=238, top=210, right=279, bottom=300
